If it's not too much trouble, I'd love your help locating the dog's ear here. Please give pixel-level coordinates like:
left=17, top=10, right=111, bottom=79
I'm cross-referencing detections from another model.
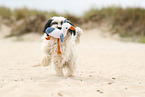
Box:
left=43, top=19, right=53, bottom=33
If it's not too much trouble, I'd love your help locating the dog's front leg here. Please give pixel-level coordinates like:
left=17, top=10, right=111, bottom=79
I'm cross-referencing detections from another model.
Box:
left=65, top=62, right=74, bottom=77
left=53, top=54, right=65, bottom=76
left=65, top=49, right=78, bottom=77
left=41, top=54, right=51, bottom=66
left=54, top=66, right=63, bottom=76
left=65, top=56, right=77, bottom=77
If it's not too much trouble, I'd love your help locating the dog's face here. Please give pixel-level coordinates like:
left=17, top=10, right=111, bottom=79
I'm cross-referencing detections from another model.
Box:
left=43, top=16, right=76, bottom=36
left=50, top=17, right=66, bottom=30
left=43, top=16, right=66, bottom=32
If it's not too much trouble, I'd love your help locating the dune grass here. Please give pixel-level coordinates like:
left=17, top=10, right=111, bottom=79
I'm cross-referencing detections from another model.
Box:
left=139, top=37, right=145, bottom=43
left=0, top=6, right=145, bottom=42
left=83, top=7, right=145, bottom=37
left=0, top=6, right=11, bottom=19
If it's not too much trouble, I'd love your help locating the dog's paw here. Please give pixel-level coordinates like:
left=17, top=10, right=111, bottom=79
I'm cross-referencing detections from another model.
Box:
left=66, top=74, right=74, bottom=77
left=41, top=55, right=51, bottom=66
left=66, top=71, right=74, bottom=77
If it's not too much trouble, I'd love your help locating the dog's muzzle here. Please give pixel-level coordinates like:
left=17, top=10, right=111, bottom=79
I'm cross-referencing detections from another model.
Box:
left=58, top=27, right=62, bottom=30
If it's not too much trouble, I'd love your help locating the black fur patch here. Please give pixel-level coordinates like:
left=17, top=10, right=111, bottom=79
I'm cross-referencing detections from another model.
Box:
left=69, top=29, right=76, bottom=36
left=67, top=20, right=76, bottom=36
left=43, top=18, right=76, bottom=36
left=43, top=19, right=53, bottom=33
left=67, top=20, right=75, bottom=27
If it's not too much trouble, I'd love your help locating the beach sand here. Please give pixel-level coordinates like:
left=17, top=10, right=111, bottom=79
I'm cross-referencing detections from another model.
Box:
left=0, top=26, right=145, bottom=97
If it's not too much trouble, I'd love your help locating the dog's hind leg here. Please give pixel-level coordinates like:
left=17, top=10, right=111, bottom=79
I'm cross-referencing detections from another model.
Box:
left=41, top=54, right=51, bottom=66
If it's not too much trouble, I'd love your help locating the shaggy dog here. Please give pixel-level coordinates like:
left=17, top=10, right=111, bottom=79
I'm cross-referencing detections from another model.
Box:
left=41, top=16, right=82, bottom=77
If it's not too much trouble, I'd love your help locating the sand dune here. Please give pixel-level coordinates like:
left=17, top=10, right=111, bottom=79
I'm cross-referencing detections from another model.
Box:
left=0, top=27, right=145, bottom=97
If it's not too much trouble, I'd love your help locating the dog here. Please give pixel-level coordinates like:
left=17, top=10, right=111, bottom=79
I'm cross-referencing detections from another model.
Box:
left=41, top=16, right=82, bottom=77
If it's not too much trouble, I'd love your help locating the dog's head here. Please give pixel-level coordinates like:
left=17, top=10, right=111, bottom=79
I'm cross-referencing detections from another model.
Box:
left=43, top=16, right=76, bottom=36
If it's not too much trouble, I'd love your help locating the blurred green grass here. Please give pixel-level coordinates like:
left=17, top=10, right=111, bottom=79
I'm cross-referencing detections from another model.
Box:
left=139, top=37, right=145, bottom=43
left=0, top=6, right=11, bottom=19
left=0, top=6, right=145, bottom=43
left=83, top=7, right=145, bottom=37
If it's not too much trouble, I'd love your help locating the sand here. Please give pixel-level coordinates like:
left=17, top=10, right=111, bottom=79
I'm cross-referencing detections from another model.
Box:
left=0, top=26, right=145, bottom=97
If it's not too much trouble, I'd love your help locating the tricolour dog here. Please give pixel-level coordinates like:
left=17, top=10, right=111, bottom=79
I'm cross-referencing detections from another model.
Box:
left=41, top=16, right=82, bottom=77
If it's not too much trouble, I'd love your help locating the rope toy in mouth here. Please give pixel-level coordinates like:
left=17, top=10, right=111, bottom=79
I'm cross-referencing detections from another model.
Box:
left=45, top=19, right=76, bottom=54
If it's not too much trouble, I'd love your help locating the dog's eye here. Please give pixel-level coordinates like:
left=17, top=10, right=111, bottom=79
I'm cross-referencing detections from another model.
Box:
left=61, top=21, right=63, bottom=25
left=51, top=22, right=58, bottom=25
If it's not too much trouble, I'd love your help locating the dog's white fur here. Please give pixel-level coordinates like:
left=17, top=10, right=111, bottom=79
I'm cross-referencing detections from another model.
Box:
left=41, top=16, right=82, bottom=77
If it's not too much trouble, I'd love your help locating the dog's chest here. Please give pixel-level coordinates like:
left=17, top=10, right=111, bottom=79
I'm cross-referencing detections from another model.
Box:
left=48, top=38, right=67, bottom=53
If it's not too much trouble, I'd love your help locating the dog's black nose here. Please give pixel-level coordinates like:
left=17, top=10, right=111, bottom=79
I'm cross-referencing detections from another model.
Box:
left=58, top=27, right=62, bottom=30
